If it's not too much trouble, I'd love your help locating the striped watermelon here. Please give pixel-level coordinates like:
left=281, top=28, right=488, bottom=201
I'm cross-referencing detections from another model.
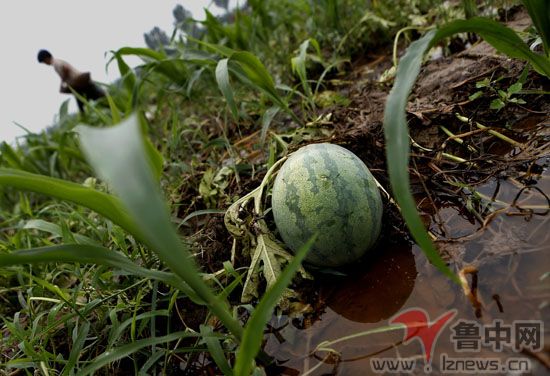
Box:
left=271, top=143, right=382, bottom=267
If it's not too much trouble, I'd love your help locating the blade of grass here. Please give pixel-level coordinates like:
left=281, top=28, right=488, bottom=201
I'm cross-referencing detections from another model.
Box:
left=139, top=113, right=165, bottom=182
left=109, top=310, right=169, bottom=348
left=79, top=331, right=195, bottom=375
left=76, top=115, right=244, bottom=341
left=106, top=94, right=122, bottom=124
left=113, top=53, right=136, bottom=94
left=0, top=244, right=199, bottom=301
left=0, top=168, right=142, bottom=243
left=234, top=236, right=316, bottom=376
left=200, top=325, right=233, bottom=376
left=62, top=321, right=90, bottom=376
left=0, top=142, right=24, bottom=170
left=177, top=209, right=225, bottom=229
left=23, top=219, right=97, bottom=245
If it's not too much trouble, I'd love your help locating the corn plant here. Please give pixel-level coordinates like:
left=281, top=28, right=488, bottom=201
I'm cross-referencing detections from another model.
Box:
left=383, top=0, right=550, bottom=284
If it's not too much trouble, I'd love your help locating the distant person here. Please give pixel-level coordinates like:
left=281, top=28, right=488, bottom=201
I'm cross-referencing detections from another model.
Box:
left=37, top=49, right=105, bottom=113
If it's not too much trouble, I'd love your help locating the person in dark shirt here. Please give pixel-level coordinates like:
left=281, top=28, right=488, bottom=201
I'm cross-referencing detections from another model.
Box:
left=37, top=49, right=105, bottom=113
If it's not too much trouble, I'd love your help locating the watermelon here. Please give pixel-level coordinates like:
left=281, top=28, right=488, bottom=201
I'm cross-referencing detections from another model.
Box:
left=271, top=143, right=382, bottom=267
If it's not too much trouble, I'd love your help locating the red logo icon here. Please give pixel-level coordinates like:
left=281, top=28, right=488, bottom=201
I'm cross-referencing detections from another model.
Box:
left=390, top=308, right=457, bottom=367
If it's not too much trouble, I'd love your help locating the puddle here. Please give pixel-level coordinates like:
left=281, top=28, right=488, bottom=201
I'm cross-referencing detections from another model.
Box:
left=264, top=168, right=549, bottom=375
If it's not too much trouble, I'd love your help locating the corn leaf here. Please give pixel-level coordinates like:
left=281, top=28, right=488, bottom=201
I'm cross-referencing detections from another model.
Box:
left=76, top=115, right=244, bottom=340
left=384, top=30, right=460, bottom=284
left=522, top=0, right=550, bottom=56
left=114, top=47, right=166, bottom=61
left=230, top=52, right=281, bottom=106
left=432, top=17, right=550, bottom=77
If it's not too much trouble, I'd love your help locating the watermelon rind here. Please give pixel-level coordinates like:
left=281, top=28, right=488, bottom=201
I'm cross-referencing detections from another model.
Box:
left=271, top=143, right=383, bottom=267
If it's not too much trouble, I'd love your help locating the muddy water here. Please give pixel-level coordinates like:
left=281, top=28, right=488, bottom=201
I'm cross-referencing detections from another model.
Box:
left=265, top=171, right=549, bottom=375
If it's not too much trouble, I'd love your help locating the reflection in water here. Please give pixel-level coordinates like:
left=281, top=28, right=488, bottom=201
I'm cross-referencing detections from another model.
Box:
left=324, top=244, right=417, bottom=323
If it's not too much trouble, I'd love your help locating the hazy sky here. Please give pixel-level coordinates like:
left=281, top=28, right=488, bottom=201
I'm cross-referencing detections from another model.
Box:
left=0, top=1, right=223, bottom=144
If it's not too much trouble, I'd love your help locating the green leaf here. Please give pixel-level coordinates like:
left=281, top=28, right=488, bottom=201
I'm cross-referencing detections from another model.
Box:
left=383, top=30, right=460, bottom=285
left=187, top=67, right=206, bottom=97
left=62, top=321, right=90, bottom=376
left=475, top=78, right=491, bottom=88
left=0, top=168, right=142, bottom=244
left=113, top=53, right=136, bottom=94
left=188, top=36, right=236, bottom=58
left=432, top=17, right=550, bottom=77
left=490, top=98, right=506, bottom=110
left=178, top=209, right=226, bottom=228
left=141, top=121, right=164, bottom=182
left=79, top=331, right=195, bottom=375
left=109, top=310, right=170, bottom=348
left=114, top=47, right=166, bottom=61
left=23, top=219, right=98, bottom=246
left=291, top=39, right=314, bottom=97
left=76, top=114, right=244, bottom=341
left=507, top=82, right=523, bottom=95
left=216, top=58, right=239, bottom=119
left=0, top=142, right=24, bottom=170
left=23, top=219, right=61, bottom=237
left=230, top=52, right=277, bottom=102
left=522, top=0, right=550, bottom=56
left=468, top=91, right=483, bottom=101
left=497, top=89, right=508, bottom=100
left=188, top=38, right=301, bottom=124
left=106, top=94, right=122, bottom=124
left=229, top=52, right=301, bottom=124
left=200, top=325, right=233, bottom=376
left=0, top=244, right=198, bottom=300
left=234, top=236, right=316, bottom=376
left=260, top=107, right=279, bottom=147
